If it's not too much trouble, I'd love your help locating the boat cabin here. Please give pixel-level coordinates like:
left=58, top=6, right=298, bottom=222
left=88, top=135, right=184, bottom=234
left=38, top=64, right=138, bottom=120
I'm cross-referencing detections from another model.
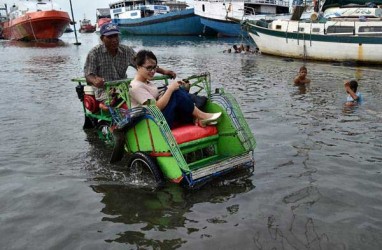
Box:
left=109, top=0, right=172, bottom=19
left=7, top=0, right=61, bottom=20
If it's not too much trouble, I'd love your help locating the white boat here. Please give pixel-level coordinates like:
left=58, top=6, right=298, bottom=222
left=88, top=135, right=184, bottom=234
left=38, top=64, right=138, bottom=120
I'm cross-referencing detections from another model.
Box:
left=193, top=0, right=290, bottom=37
left=243, top=0, right=382, bottom=63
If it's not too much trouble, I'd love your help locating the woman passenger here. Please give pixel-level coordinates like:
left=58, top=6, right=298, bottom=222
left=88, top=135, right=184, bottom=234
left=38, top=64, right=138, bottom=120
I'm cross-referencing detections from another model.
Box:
left=129, top=50, right=221, bottom=128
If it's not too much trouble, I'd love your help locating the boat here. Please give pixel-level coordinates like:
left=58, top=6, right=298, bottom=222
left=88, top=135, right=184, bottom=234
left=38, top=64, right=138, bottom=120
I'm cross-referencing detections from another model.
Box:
left=193, top=0, right=290, bottom=37
left=0, top=0, right=70, bottom=41
left=96, top=8, right=112, bottom=33
left=0, top=4, right=8, bottom=39
left=79, top=17, right=96, bottom=33
left=109, top=0, right=216, bottom=36
left=243, top=0, right=382, bottom=64
left=64, top=25, right=73, bottom=33
left=72, top=73, right=256, bottom=188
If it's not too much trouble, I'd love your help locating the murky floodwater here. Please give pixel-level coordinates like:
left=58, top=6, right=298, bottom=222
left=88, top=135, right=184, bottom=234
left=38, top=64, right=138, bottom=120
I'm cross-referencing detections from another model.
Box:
left=0, top=33, right=381, bottom=249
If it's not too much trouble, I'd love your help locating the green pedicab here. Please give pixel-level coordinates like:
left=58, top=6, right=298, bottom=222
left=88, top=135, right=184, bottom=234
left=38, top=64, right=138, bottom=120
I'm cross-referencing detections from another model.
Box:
left=73, top=73, right=256, bottom=188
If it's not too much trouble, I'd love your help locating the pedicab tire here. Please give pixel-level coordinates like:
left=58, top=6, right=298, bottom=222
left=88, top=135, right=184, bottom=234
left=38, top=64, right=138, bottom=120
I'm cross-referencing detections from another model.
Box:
left=127, top=152, right=165, bottom=188
left=83, top=115, right=95, bottom=129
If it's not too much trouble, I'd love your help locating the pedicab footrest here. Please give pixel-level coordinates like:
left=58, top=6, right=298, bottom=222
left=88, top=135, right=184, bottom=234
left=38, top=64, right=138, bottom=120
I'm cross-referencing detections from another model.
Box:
left=191, top=152, right=254, bottom=180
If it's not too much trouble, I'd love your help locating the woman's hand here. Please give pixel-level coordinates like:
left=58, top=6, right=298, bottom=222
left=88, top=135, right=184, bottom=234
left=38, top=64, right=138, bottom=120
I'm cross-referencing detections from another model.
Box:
left=163, top=69, right=176, bottom=79
left=167, top=81, right=181, bottom=92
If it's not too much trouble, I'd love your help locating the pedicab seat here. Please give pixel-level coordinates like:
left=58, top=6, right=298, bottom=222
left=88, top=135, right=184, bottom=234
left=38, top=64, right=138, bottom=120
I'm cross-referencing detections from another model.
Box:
left=171, top=124, right=218, bottom=145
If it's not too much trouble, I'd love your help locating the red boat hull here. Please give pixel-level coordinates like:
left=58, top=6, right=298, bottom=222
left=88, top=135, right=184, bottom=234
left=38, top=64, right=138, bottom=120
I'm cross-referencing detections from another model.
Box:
left=1, top=10, right=70, bottom=41
left=79, top=24, right=96, bottom=33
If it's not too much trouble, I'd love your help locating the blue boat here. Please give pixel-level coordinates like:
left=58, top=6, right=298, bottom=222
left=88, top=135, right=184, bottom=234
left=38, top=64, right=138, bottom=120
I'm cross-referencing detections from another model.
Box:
left=109, top=0, right=216, bottom=36
left=199, top=17, right=243, bottom=37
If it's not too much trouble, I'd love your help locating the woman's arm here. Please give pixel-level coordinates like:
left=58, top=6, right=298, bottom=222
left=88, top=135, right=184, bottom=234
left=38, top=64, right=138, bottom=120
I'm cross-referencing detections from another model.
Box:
left=157, top=67, right=176, bottom=79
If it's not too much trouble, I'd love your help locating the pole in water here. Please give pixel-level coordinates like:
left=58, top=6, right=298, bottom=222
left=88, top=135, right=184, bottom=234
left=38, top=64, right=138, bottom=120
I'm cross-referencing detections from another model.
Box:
left=69, top=0, right=81, bottom=45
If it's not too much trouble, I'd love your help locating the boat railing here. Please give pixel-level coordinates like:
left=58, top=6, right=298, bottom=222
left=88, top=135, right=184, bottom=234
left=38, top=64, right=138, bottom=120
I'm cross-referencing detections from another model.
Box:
left=195, top=0, right=289, bottom=6
left=245, top=0, right=289, bottom=7
left=244, top=6, right=255, bottom=15
left=221, top=0, right=289, bottom=7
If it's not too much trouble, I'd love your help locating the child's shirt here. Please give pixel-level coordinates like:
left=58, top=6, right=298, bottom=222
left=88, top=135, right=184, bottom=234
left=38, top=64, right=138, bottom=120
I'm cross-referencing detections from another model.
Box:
left=346, top=92, right=363, bottom=103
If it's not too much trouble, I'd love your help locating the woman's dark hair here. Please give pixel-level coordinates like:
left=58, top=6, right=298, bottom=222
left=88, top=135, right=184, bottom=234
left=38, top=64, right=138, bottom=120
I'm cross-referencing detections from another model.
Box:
left=135, top=50, right=157, bottom=67
left=349, top=80, right=358, bottom=92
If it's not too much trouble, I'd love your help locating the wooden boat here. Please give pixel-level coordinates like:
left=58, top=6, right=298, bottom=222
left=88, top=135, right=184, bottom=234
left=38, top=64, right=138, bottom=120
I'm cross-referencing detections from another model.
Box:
left=109, top=0, right=216, bottom=36
left=193, top=0, right=290, bottom=37
left=79, top=18, right=96, bottom=33
left=0, top=0, right=70, bottom=41
left=243, top=0, right=382, bottom=64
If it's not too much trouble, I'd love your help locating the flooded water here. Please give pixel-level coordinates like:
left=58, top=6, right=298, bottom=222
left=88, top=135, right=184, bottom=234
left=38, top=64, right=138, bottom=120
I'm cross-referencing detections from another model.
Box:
left=0, top=33, right=381, bottom=249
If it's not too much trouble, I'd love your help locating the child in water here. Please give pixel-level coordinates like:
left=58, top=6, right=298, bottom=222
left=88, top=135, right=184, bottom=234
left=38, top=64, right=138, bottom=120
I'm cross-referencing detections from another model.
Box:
left=344, top=79, right=362, bottom=106
left=294, top=66, right=311, bottom=85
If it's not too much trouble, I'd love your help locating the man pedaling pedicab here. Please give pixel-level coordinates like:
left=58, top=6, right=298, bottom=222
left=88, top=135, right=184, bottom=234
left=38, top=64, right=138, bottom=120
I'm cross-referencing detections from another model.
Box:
left=84, top=23, right=176, bottom=110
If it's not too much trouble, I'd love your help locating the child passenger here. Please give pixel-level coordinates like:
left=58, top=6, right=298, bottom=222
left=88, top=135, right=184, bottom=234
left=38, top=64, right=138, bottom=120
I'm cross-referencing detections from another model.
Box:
left=344, top=79, right=363, bottom=106
left=294, top=66, right=311, bottom=85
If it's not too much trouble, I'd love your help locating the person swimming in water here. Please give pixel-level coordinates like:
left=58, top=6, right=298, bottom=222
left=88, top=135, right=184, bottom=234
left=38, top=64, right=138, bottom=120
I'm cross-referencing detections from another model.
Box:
left=294, top=66, right=311, bottom=85
left=344, top=79, right=363, bottom=106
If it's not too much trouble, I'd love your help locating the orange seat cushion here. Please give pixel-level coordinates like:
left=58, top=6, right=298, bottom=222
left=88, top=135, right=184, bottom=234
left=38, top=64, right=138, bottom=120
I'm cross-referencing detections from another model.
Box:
left=171, top=124, right=218, bottom=144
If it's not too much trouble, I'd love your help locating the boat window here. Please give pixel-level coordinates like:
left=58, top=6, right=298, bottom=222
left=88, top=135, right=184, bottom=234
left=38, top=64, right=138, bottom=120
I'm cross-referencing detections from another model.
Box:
left=327, top=26, right=354, bottom=34
left=359, top=26, right=382, bottom=33
left=202, top=4, right=205, bottom=12
left=312, top=28, right=320, bottom=33
left=275, top=25, right=282, bottom=30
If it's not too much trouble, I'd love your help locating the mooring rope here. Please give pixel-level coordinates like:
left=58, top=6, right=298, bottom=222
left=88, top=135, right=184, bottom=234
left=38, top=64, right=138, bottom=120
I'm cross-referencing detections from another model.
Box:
left=28, top=15, right=37, bottom=41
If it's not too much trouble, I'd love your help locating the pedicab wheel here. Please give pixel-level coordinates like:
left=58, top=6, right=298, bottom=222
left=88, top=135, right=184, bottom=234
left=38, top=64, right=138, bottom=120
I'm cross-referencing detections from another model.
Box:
left=83, top=115, right=95, bottom=129
left=127, top=152, right=165, bottom=188
left=96, top=121, right=114, bottom=145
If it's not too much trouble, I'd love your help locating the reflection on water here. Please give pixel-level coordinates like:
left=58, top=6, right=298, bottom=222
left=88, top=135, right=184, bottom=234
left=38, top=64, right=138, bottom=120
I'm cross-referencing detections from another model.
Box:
left=122, top=35, right=242, bottom=48
left=292, top=83, right=309, bottom=95
left=3, top=39, right=68, bottom=48
left=90, top=175, right=254, bottom=247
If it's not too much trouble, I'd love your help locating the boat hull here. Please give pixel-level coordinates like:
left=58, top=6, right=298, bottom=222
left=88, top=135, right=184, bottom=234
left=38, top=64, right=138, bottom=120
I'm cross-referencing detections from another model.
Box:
left=200, top=17, right=246, bottom=37
left=79, top=25, right=96, bottom=33
left=194, top=0, right=247, bottom=37
left=113, top=8, right=215, bottom=36
left=246, top=22, right=382, bottom=64
left=194, top=0, right=289, bottom=37
left=2, top=10, right=70, bottom=41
